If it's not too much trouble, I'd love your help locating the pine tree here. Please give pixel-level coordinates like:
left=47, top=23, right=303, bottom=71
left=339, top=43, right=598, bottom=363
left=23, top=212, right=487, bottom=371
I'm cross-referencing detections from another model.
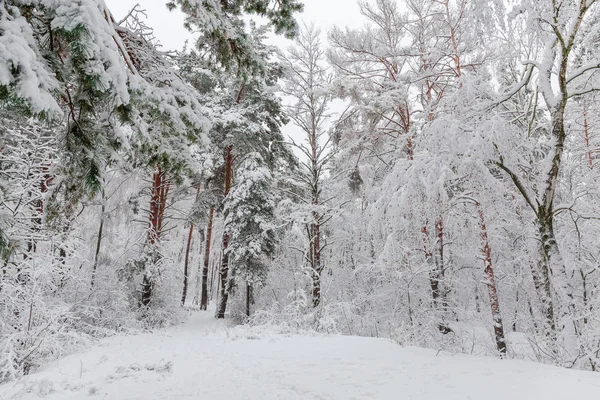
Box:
left=222, top=153, right=277, bottom=318
left=214, top=26, right=295, bottom=318
left=167, top=0, right=303, bottom=72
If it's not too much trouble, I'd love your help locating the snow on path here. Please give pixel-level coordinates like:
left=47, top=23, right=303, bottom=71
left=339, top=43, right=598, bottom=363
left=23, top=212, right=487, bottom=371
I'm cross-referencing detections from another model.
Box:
left=2, top=311, right=600, bottom=399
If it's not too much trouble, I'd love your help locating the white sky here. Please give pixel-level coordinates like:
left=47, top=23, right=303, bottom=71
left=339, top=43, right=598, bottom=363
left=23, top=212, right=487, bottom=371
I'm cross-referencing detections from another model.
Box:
left=104, top=0, right=362, bottom=158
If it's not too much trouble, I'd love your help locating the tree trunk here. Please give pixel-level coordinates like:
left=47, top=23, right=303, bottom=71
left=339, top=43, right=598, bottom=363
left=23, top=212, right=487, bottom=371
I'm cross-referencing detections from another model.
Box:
left=537, top=106, right=577, bottom=358
left=245, top=282, right=252, bottom=319
left=217, top=146, right=233, bottom=318
left=583, top=106, right=593, bottom=169
left=209, top=256, right=217, bottom=301
left=181, top=184, right=201, bottom=306
left=435, top=217, right=448, bottom=312
left=91, top=188, right=105, bottom=288
left=422, top=224, right=451, bottom=334
left=192, top=229, right=205, bottom=306
left=141, top=167, right=169, bottom=307
left=476, top=203, right=507, bottom=355
left=309, top=115, right=323, bottom=307
left=311, top=214, right=322, bottom=307
left=537, top=213, right=577, bottom=357
left=200, top=207, right=214, bottom=310
left=181, top=222, right=194, bottom=306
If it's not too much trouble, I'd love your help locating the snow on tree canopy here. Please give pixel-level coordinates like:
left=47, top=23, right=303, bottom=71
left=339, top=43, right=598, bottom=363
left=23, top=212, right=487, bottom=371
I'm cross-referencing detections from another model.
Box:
left=0, top=5, right=61, bottom=115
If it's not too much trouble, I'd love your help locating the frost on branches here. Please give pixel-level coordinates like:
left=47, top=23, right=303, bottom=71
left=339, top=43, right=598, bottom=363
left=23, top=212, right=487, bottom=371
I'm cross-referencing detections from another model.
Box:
left=1, top=0, right=600, bottom=385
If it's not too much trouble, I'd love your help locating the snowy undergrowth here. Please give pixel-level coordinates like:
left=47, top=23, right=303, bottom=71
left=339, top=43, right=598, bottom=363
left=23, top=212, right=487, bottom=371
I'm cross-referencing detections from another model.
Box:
left=0, top=265, right=185, bottom=384
left=1, top=310, right=600, bottom=400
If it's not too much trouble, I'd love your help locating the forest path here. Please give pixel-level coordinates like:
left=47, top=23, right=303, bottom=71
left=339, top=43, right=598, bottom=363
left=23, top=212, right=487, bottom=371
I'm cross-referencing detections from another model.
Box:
left=1, top=311, right=600, bottom=399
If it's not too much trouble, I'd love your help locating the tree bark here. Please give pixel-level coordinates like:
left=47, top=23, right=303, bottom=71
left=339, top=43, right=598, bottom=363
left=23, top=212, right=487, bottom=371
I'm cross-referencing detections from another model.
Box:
left=583, top=106, right=593, bottom=169
left=217, top=146, right=233, bottom=318
left=422, top=224, right=452, bottom=334
left=141, top=167, right=169, bottom=307
left=537, top=105, right=577, bottom=358
left=181, top=222, right=194, bottom=306
left=245, top=282, right=252, bottom=319
left=311, top=212, right=322, bottom=307
left=90, top=189, right=105, bottom=288
left=200, top=207, right=214, bottom=310
left=476, top=202, right=507, bottom=355
left=181, top=184, right=201, bottom=306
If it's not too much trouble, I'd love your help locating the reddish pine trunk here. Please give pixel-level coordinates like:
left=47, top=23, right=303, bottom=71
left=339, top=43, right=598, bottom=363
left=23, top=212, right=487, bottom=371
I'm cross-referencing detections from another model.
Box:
left=216, top=146, right=233, bottom=318
left=200, top=207, right=215, bottom=310
left=141, top=167, right=169, bottom=307
left=476, top=203, right=507, bottom=355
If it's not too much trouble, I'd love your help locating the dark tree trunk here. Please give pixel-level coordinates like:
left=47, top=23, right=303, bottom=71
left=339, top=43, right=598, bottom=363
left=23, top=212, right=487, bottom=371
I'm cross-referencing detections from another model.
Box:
left=91, top=189, right=105, bottom=288
left=311, top=213, right=322, bottom=307
left=245, top=282, right=253, bottom=319
left=181, top=222, right=194, bottom=306
left=583, top=106, right=593, bottom=169
left=200, top=207, right=215, bottom=310
left=434, top=217, right=449, bottom=312
left=217, top=146, right=233, bottom=318
left=422, top=223, right=452, bottom=334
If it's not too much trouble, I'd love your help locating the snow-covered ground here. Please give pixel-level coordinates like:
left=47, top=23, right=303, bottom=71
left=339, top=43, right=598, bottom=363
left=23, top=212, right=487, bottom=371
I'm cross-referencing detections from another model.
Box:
left=1, top=312, right=599, bottom=400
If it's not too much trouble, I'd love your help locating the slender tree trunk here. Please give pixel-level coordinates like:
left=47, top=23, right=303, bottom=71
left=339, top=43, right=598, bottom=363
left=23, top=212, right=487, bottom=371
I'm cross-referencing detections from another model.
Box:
left=245, top=282, right=252, bottom=319
left=512, top=289, right=519, bottom=332
left=181, top=184, right=202, bottom=306
left=210, top=256, right=218, bottom=301
left=422, top=224, right=451, bottom=334
left=308, top=107, right=323, bottom=307
left=435, top=217, right=448, bottom=312
left=476, top=202, right=507, bottom=355
left=422, top=225, right=440, bottom=304
left=192, top=229, right=205, bottom=306
left=311, top=213, right=322, bottom=307
left=181, top=222, right=194, bottom=306
left=217, top=146, right=233, bottom=318
left=91, top=188, right=105, bottom=288
left=141, top=167, right=169, bottom=307
left=200, top=208, right=214, bottom=310
left=583, top=106, right=593, bottom=169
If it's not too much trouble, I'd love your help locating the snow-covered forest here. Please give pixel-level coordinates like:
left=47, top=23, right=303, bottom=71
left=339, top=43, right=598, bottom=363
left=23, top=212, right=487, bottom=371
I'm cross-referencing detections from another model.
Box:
left=1, top=0, right=600, bottom=388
